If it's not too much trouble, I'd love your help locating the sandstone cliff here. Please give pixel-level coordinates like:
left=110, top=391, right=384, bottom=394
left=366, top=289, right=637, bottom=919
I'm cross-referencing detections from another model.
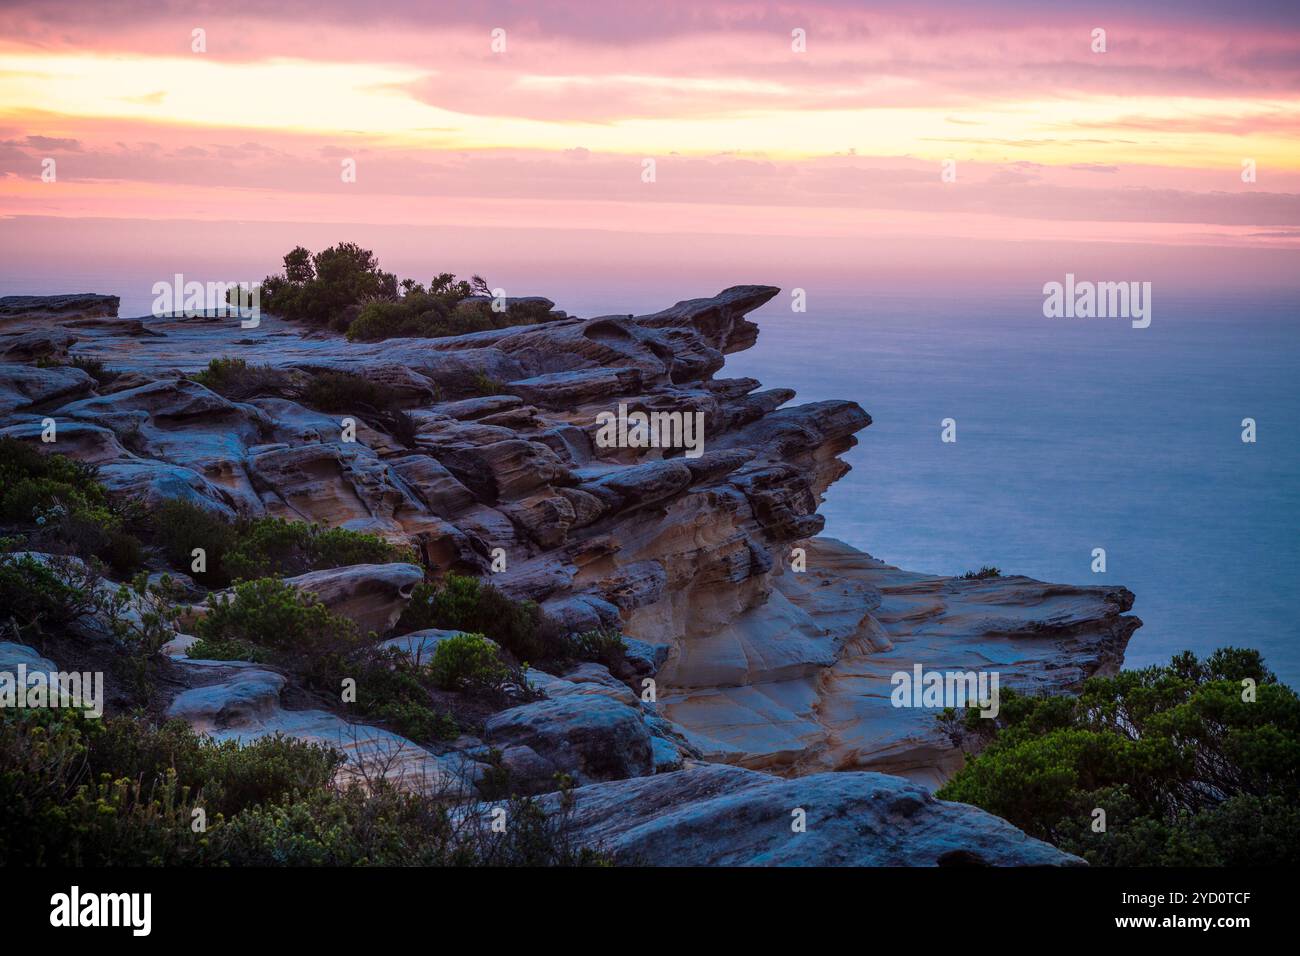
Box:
left=0, top=286, right=1141, bottom=864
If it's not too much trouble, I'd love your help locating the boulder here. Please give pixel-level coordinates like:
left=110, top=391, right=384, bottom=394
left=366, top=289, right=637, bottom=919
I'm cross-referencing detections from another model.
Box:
left=275, top=563, right=425, bottom=635
left=484, top=694, right=654, bottom=785
left=0, top=363, right=95, bottom=412
left=547, top=763, right=1082, bottom=866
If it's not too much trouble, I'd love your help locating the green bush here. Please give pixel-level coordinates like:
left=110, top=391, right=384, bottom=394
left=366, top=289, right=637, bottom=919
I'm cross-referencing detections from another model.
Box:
left=245, top=244, right=554, bottom=341
left=428, top=633, right=510, bottom=692
left=197, top=577, right=359, bottom=652
left=150, top=501, right=407, bottom=586
left=195, top=578, right=361, bottom=685
left=0, top=437, right=104, bottom=522
left=961, top=566, right=1002, bottom=579
left=83, top=716, right=340, bottom=820
left=70, top=354, right=117, bottom=384
left=562, top=629, right=628, bottom=670
left=471, top=370, right=505, bottom=396
left=398, top=574, right=567, bottom=665
left=251, top=243, right=399, bottom=329
left=352, top=655, right=459, bottom=742
left=191, top=357, right=291, bottom=400
left=0, top=439, right=144, bottom=573
left=0, top=709, right=605, bottom=866
left=299, top=369, right=404, bottom=414
left=151, top=498, right=238, bottom=585
left=222, top=517, right=408, bottom=581
left=0, top=552, right=95, bottom=639
left=937, top=648, right=1300, bottom=865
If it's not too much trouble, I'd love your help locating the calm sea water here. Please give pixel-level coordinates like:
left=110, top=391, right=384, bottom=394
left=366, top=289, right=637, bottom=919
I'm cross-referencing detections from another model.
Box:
left=3, top=269, right=1297, bottom=686
left=718, top=292, right=1300, bottom=687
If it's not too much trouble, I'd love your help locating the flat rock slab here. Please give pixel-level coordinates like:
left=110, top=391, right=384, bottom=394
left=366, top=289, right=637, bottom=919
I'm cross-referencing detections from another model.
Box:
left=548, top=762, right=1081, bottom=866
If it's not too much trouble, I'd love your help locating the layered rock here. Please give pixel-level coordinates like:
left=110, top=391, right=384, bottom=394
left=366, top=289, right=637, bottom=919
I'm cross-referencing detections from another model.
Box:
left=0, top=287, right=1141, bottom=819
left=660, top=537, right=1139, bottom=787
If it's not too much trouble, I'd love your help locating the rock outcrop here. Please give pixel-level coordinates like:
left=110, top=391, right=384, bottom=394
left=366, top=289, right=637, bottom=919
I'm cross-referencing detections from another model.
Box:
left=0, top=287, right=1143, bottom=863
left=543, top=762, right=1081, bottom=866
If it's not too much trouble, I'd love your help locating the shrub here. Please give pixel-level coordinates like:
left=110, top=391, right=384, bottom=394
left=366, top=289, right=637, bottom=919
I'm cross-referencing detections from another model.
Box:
left=0, top=710, right=341, bottom=865
left=428, top=633, right=510, bottom=692
left=398, top=574, right=567, bottom=664
left=151, top=498, right=238, bottom=585
left=69, top=355, right=118, bottom=386
left=0, top=438, right=105, bottom=522
left=197, top=577, right=358, bottom=651
left=186, top=635, right=268, bottom=662
left=0, top=709, right=606, bottom=866
left=352, top=655, right=459, bottom=742
left=937, top=648, right=1300, bottom=866
left=191, top=357, right=290, bottom=400
left=83, top=717, right=340, bottom=820
left=300, top=369, right=402, bottom=413
left=222, top=517, right=407, bottom=581
left=471, top=370, right=505, bottom=396
left=247, top=245, right=557, bottom=342
left=961, top=566, right=1002, bottom=579
left=0, top=439, right=144, bottom=573
left=0, top=552, right=96, bottom=639
left=195, top=578, right=361, bottom=686
left=251, top=243, right=399, bottom=329
left=562, top=629, right=628, bottom=670
left=150, top=501, right=407, bottom=586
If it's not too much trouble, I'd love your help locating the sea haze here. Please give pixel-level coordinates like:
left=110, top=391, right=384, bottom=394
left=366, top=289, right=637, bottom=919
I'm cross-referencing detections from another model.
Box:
left=721, top=292, right=1300, bottom=688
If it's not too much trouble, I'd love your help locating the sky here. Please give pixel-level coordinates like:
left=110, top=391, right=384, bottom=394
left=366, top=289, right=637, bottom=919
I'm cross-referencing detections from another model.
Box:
left=1, top=0, right=1298, bottom=298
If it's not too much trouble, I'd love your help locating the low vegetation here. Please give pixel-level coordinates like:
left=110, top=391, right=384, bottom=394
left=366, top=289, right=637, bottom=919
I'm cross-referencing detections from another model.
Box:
left=428, top=633, right=511, bottom=693
left=399, top=574, right=560, bottom=664
left=244, top=243, right=557, bottom=341
left=961, top=566, right=1002, bottom=580
left=193, top=577, right=362, bottom=683
left=2, top=439, right=635, bottom=845
left=0, top=551, right=97, bottom=641
left=153, top=498, right=409, bottom=587
left=191, top=357, right=290, bottom=401
left=0, top=709, right=605, bottom=866
left=189, top=360, right=419, bottom=447
left=399, top=573, right=627, bottom=672
left=938, top=648, right=1300, bottom=865
left=0, top=437, right=143, bottom=574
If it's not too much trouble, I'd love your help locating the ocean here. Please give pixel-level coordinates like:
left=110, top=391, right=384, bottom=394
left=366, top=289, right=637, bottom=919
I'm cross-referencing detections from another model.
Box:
left=718, top=292, right=1300, bottom=688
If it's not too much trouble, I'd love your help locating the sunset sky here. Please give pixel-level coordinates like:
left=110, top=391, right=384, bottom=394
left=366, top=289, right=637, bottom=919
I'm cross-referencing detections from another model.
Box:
left=2, top=0, right=1298, bottom=300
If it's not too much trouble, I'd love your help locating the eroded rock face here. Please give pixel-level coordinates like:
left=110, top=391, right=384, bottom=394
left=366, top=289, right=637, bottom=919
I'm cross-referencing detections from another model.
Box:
left=0, top=288, right=1141, bottom=803
left=660, top=538, right=1140, bottom=787
left=545, top=763, right=1082, bottom=866
left=276, top=563, right=424, bottom=635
